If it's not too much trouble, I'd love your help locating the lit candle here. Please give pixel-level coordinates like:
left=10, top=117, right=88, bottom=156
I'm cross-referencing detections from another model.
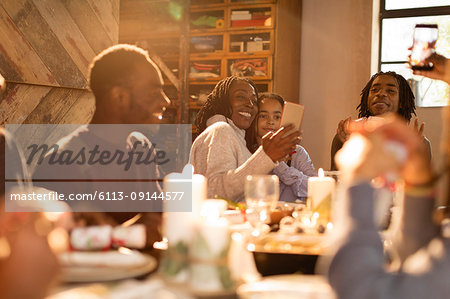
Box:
left=307, top=168, right=335, bottom=221
left=163, top=164, right=207, bottom=242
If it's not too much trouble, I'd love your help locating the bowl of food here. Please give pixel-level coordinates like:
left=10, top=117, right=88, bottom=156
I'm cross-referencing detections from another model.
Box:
left=247, top=232, right=330, bottom=276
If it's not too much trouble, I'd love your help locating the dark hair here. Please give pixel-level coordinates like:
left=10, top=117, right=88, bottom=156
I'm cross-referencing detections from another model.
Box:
left=195, top=76, right=258, bottom=134
left=258, top=92, right=285, bottom=107
left=88, top=44, right=157, bottom=101
left=357, top=71, right=416, bottom=122
left=245, top=92, right=286, bottom=153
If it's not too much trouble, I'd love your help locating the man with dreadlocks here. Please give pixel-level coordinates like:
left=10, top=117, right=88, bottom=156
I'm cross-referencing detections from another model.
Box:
left=330, top=71, right=431, bottom=170
left=190, top=76, right=300, bottom=202
left=327, top=55, right=450, bottom=299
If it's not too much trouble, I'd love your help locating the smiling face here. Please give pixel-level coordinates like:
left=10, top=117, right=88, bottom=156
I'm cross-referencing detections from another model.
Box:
left=367, top=74, right=400, bottom=116
left=257, top=98, right=283, bottom=140
left=229, top=80, right=258, bottom=130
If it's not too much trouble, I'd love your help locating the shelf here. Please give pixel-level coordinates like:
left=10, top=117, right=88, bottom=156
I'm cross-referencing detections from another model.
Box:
left=191, top=0, right=226, bottom=9
left=190, top=8, right=225, bottom=32
left=229, top=29, right=273, bottom=54
left=189, top=58, right=222, bottom=81
left=229, top=0, right=275, bottom=5
left=190, top=32, right=225, bottom=55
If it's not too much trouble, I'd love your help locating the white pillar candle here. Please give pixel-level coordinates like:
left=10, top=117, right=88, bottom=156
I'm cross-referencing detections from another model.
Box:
left=163, top=164, right=207, bottom=243
left=161, top=164, right=207, bottom=283
left=189, top=201, right=233, bottom=292
left=307, top=168, right=335, bottom=220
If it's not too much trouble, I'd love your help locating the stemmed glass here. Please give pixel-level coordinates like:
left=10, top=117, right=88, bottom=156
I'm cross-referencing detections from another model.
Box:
left=245, top=175, right=279, bottom=234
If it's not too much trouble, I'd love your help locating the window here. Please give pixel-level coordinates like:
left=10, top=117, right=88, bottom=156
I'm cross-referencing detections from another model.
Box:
left=379, top=0, right=450, bottom=107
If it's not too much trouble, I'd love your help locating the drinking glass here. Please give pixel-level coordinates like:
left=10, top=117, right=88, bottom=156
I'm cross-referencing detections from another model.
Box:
left=245, top=175, right=279, bottom=227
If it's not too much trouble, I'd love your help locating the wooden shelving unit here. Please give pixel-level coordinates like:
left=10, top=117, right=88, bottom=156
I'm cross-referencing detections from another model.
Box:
left=120, top=0, right=282, bottom=133
left=187, top=0, right=276, bottom=132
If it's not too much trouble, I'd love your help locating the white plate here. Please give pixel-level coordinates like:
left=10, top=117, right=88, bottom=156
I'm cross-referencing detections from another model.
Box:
left=237, top=274, right=336, bottom=299
left=59, top=250, right=157, bottom=282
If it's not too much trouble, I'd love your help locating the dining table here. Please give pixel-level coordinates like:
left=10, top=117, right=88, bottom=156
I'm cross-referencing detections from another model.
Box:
left=46, top=229, right=336, bottom=299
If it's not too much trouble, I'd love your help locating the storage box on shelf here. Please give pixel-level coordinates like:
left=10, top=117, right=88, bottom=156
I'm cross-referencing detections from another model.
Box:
left=229, top=4, right=274, bottom=30
left=189, top=58, right=223, bottom=81
left=190, top=33, right=225, bottom=55
left=229, top=29, right=273, bottom=54
left=227, top=55, right=271, bottom=79
left=190, top=8, right=226, bottom=32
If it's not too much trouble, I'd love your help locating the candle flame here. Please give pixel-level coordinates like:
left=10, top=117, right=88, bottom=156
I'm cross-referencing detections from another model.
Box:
left=153, top=239, right=168, bottom=250
left=318, top=168, right=324, bottom=178
left=118, top=246, right=133, bottom=255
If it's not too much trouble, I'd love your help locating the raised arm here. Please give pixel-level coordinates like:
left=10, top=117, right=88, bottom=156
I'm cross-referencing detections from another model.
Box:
left=329, top=114, right=444, bottom=299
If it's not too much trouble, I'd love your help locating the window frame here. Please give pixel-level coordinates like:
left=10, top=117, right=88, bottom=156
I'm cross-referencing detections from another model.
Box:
left=378, top=0, right=450, bottom=70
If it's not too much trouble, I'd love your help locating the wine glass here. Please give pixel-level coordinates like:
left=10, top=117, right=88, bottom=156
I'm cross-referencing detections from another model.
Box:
left=245, top=175, right=279, bottom=233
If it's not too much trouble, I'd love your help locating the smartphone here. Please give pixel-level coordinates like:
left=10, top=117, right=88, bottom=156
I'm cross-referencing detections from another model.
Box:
left=280, top=101, right=304, bottom=135
left=410, top=24, right=438, bottom=70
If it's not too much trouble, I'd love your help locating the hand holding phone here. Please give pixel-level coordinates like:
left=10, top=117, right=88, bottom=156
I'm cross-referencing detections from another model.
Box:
left=280, top=101, right=305, bottom=136
left=410, top=24, right=438, bottom=70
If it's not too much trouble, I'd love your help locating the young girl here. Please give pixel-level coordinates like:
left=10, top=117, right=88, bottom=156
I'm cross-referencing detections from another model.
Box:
left=248, top=93, right=316, bottom=202
left=190, top=77, right=300, bottom=202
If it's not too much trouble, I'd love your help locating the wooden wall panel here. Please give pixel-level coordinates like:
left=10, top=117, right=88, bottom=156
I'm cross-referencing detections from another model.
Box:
left=1, top=0, right=87, bottom=88
left=22, top=87, right=89, bottom=124
left=0, top=0, right=118, bottom=126
left=0, top=6, right=57, bottom=86
left=0, top=84, right=51, bottom=124
left=86, top=0, right=119, bottom=44
left=33, top=0, right=96, bottom=79
left=62, top=0, right=114, bottom=54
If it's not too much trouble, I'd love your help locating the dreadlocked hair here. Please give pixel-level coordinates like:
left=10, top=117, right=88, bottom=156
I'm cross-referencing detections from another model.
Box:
left=195, top=76, right=258, bottom=134
left=357, top=71, right=416, bottom=122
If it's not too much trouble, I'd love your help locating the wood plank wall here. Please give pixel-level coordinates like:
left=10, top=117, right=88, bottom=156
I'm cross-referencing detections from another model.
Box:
left=0, top=0, right=120, bottom=126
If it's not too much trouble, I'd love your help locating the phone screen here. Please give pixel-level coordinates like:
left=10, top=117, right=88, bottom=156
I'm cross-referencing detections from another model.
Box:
left=410, top=24, right=438, bottom=70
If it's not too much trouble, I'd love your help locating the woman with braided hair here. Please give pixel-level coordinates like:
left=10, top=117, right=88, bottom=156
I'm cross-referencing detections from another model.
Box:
left=190, top=76, right=301, bottom=202
left=330, top=71, right=431, bottom=170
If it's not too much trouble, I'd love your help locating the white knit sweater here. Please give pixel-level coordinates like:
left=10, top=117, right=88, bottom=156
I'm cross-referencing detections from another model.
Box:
left=190, top=115, right=275, bottom=202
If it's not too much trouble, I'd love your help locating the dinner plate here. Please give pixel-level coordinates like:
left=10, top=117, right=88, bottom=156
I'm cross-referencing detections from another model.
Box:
left=237, top=274, right=336, bottom=299
left=58, top=250, right=157, bottom=282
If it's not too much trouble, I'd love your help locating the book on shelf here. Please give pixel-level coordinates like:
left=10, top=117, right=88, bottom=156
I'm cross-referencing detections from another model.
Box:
left=231, top=14, right=252, bottom=21
left=231, top=10, right=250, bottom=14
